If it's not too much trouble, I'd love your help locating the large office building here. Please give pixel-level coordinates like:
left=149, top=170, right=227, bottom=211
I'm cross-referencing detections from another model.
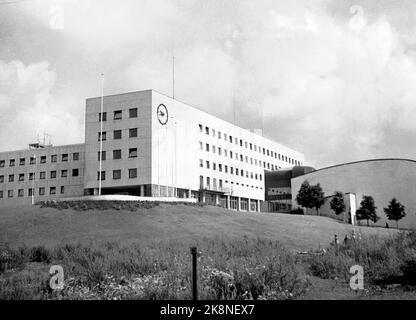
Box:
left=0, top=89, right=305, bottom=211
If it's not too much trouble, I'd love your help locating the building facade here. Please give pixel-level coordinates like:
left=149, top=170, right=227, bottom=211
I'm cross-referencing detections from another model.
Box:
left=0, top=89, right=305, bottom=211
left=0, top=143, right=85, bottom=206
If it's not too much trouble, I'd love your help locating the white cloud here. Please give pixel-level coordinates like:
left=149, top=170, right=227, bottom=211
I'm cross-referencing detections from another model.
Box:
left=0, top=60, right=83, bottom=152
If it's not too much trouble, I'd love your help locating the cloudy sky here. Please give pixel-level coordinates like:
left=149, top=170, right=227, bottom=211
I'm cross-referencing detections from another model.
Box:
left=1, top=0, right=416, bottom=168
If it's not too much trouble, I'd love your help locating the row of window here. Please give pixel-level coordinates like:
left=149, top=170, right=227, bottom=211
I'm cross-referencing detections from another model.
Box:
left=98, top=128, right=139, bottom=141
left=199, top=160, right=263, bottom=181
left=0, top=152, right=80, bottom=168
left=0, top=186, right=66, bottom=199
left=199, top=142, right=298, bottom=170
left=97, top=148, right=138, bottom=161
left=98, top=108, right=138, bottom=122
left=198, top=124, right=301, bottom=165
left=96, top=168, right=138, bottom=180
left=0, top=169, right=80, bottom=183
left=199, top=175, right=263, bottom=191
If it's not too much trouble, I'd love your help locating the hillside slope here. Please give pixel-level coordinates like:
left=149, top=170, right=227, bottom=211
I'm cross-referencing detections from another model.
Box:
left=0, top=203, right=396, bottom=250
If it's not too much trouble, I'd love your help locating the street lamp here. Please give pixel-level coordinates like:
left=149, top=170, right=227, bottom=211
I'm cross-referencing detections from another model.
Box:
left=31, top=154, right=36, bottom=205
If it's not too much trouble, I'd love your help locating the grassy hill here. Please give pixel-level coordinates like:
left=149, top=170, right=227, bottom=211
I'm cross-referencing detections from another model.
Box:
left=0, top=202, right=396, bottom=251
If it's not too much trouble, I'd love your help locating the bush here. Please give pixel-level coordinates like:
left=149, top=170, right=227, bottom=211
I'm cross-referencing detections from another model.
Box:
left=290, top=208, right=304, bottom=215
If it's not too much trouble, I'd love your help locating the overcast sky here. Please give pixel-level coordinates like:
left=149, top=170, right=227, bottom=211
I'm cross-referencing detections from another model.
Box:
left=1, top=0, right=416, bottom=168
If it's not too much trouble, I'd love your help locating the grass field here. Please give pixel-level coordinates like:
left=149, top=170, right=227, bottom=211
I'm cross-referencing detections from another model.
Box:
left=1, top=202, right=414, bottom=300
left=0, top=202, right=397, bottom=251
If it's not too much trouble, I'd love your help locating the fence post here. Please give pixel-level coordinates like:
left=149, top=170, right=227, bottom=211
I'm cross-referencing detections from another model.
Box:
left=190, top=246, right=198, bottom=300
left=334, top=234, right=339, bottom=255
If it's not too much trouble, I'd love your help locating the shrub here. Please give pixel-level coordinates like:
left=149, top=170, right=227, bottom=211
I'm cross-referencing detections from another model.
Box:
left=290, top=208, right=304, bottom=215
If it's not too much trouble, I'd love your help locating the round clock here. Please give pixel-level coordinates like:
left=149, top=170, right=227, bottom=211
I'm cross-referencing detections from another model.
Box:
left=157, top=104, right=168, bottom=125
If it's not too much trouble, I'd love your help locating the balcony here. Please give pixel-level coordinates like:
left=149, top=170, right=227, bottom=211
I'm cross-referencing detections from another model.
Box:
left=199, top=184, right=231, bottom=194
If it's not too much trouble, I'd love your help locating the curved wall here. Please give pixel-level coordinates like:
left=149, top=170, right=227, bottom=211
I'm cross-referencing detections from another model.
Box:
left=291, top=159, right=416, bottom=229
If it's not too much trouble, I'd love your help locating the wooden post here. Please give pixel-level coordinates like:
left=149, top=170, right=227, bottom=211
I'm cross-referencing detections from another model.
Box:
left=190, top=247, right=198, bottom=300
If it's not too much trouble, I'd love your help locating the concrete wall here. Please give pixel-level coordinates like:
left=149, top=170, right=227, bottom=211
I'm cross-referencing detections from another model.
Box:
left=0, top=144, right=85, bottom=207
left=291, top=159, right=416, bottom=229
left=84, top=90, right=153, bottom=191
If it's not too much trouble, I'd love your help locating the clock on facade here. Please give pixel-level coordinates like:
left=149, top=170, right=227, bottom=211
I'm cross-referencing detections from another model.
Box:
left=157, top=104, right=168, bottom=125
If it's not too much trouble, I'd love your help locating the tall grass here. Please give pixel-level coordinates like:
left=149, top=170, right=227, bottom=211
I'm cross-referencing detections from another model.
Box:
left=308, top=231, right=416, bottom=285
left=0, top=237, right=308, bottom=300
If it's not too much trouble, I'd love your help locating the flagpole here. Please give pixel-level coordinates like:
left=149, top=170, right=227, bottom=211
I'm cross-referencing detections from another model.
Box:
left=99, top=73, right=104, bottom=196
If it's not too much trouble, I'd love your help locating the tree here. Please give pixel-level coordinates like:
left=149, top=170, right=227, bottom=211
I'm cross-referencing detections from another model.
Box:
left=384, top=198, right=406, bottom=229
left=355, top=195, right=380, bottom=226
left=295, top=180, right=325, bottom=215
left=330, top=191, right=346, bottom=216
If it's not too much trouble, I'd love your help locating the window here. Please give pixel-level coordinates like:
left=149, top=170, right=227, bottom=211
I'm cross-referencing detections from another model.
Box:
left=114, top=110, right=122, bottom=120
left=99, top=112, right=107, bottom=122
left=28, top=188, right=33, bottom=196
left=62, top=154, right=68, bottom=162
left=39, top=187, right=45, bottom=196
left=113, top=149, right=122, bottom=159
left=128, top=148, right=138, bottom=158
left=218, top=147, right=222, bottom=156
left=199, top=159, right=203, bottom=168
left=50, top=171, right=56, bottom=179
left=17, top=189, right=24, bottom=197
left=206, top=144, right=209, bottom=152
left=206, top=161, right=210, bottom=169
left=73, top=152, right=79, bottom=161
left=0, top=190, right=4, bottom=198
left=40, top=172, right=46, bottom=180
left=212, top=146, right=216, bottom=153
left=225, top=165, right=228, bottom=173
left=8, top=174, right=14, bottom=182
left=0, top=160, right=4, bottom=167
left=72, top=169, right=79, bottom=177
left=97, top=171, right=106, bottom=181
left=213, top=163, right=216, bottom=170
left=18, top=174, right=24, bottom=181
left=40, top=156, right=46, bottom=164
left=129, top=168, right=137, bottom=179
left=19, top=158, right=25, bottom=166
left=199, top=142, right=203, bottom=150
left=212, top=129, right=215, bottom=137
left=205, top=127, right=209, bottom=135
left=206, top=177, right=210, bottom=187
left=219, top=164, right=222, bottom=172
left=98, top=151, right=106, bottom=161
left=199, top=175, right=204, bottom=189
left=113, top=170, right=121, bottom=180
left=218, top=131, right=221, bottom=139
left=51, top=154, right=57, bottom=163
left=0, top=175, right=3, bottom=183
left=9, top=159, right=15, bottom=167
left=129, top=108, right=138, bottom=118
left=60, top=186, right=65, bottom=194
left=129, top=128, right=138, bottom=138
left=240, top=139, right=243, bottom=146
left=199, top=124, right=203, bottom=132
left=98, top=132, right=107, bottom=141
left=61, top=170, right=68, bottom=178
left=114, top=130, right=122, bottom=140
left=8, top=190, right=13, bottom=198
left=29, top=173, right=34, bottom=180
left=229, top=136, right=232, bottom=143
left=49, top=187, right=56, bottom=195
left=30, top=156, right=36, bottom=165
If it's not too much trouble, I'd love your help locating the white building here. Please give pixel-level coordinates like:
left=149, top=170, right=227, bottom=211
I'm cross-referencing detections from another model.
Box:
left=1, top=89, right=305, bottom=211
left=83, top=90, right=305, bottom=211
